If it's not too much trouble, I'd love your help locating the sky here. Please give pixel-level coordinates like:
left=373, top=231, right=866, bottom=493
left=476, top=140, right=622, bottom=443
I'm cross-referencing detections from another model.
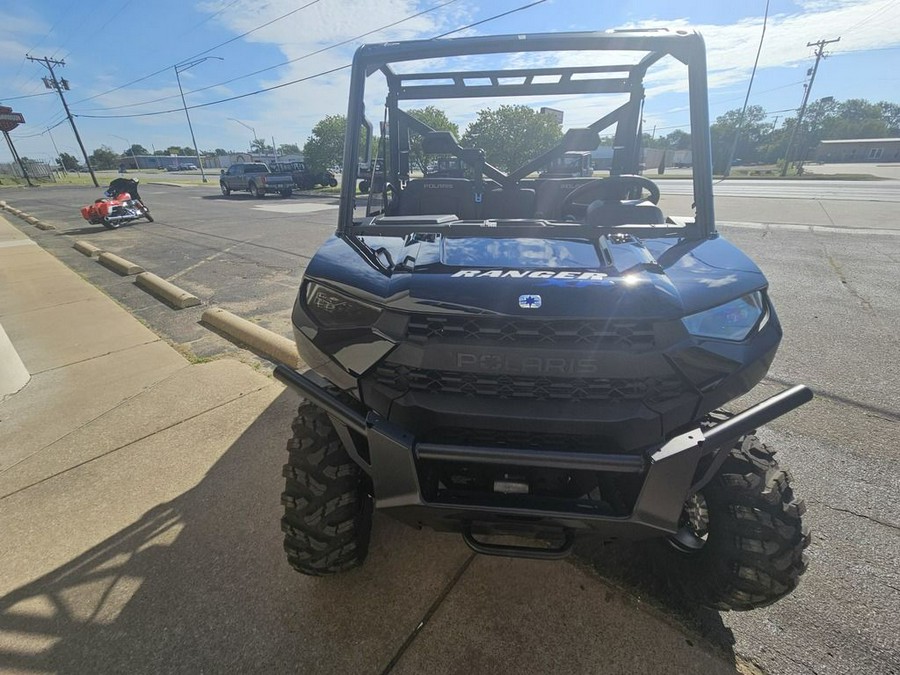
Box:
left=1, top=0, right=899, bottom=164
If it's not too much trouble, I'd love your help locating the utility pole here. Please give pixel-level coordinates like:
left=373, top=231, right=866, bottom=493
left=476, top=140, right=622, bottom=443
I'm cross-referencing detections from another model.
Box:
left=175, top=57, right=222, bottom=183
left=2, top=129, right=33, bottom=186
left=26, top=55, right=99, bottom=187
left=781, top=37, right=840, bottom=176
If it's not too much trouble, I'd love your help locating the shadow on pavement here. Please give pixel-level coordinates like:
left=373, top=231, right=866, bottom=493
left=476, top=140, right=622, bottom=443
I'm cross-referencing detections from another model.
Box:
left=58, top=225, right=139, bottom=236
left=0, top=389, right=737, bottom=673
left=575, top=538, right=738, bottom=654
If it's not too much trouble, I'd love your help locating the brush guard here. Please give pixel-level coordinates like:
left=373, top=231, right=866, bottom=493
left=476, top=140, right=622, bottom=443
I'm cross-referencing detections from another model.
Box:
left=274, top=363, right=812, bottom=559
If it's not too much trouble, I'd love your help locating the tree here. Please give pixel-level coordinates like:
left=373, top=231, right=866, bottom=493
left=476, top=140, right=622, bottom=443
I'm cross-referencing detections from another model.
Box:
left=406, top=106, right=459, bottom=172
left=709, top=105, right=770, bottom=172
left=128, top=143, right=149, bottom=156
left=665, top=129, right=692, bottom=150
left=278, top=143, right=301, bottom=155
left=89, top=145, right=119, bottom=170
left=879, top=101, right=900, bottom=135
left=250, top=138, right=272, bottom=154
left=460, top=105, right=563, bottom=172
left=214, top=148, right=230, bottom=156
left=58, top=152, right=81, bottom=171
left=304, top=114, right=347, bottom=172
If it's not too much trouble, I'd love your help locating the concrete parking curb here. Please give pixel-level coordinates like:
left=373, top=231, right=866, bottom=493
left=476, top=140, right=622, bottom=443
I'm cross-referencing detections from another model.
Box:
left=35, top=220, right=55, bottom=230
left=74, top=240, right=103, bottom=257
left=135, top=272, right=201, bottom=309
left=201, top=307, right=299, bottom=367
left=98, top=251, right=144, bottom=276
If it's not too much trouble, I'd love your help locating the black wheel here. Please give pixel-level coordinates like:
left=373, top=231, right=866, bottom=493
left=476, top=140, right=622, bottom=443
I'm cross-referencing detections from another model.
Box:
left=280, top=189, right=292, bottom=198
left=328, top=178, right=337, bottom=187
left=220, top=182, right=231, bottom=196
left=144, top=212, right=154, bottom=222
left=358, top=179, right=370, bottom=194
left=251, top=182, right=264, bottom=198
left=281, top=401, right=373, bottom=576
left=666, top=434, right=809, bottom=611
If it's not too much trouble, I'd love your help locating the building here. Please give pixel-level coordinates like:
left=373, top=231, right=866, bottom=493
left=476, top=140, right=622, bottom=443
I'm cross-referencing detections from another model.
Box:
left=814, top=138, right=900, bottom=163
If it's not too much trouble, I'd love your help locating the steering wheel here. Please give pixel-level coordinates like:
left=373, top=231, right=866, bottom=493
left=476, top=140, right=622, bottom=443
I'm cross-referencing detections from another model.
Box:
left=560, top=175, right=661, bottom=219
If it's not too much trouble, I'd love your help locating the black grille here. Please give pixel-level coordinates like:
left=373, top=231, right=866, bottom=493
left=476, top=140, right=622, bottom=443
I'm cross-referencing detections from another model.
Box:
left=407, top=315, right=655, bottom=349
left=375, top=364, right=683, bottom=404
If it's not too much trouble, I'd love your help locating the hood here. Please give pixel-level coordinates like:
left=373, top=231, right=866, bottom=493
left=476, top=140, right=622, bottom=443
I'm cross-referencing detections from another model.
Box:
left=305, top=230, right=767, bottom=320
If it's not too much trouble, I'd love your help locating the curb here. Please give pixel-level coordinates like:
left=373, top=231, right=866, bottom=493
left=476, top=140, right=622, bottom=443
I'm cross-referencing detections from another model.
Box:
left=98, top=251, right=144, bottom=275
left=135, top=272, right=201, bottom=309
left=74, top=240, right=103, bottom=257
left=35, top=220, right=55, bottom=230
left=201, top=307, right=299, bottom=367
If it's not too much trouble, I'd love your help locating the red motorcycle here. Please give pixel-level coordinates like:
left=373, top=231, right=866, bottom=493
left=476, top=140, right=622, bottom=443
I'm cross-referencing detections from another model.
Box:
left=80, top=178, right=153, bottom=229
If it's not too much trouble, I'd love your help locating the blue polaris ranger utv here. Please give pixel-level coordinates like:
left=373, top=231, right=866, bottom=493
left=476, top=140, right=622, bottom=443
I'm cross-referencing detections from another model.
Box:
left=273, top=29, right=811, bottom=610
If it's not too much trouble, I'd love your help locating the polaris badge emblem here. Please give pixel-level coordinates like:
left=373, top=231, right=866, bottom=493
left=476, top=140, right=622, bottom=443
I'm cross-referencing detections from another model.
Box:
left=519, top=294, right=541, bottom=309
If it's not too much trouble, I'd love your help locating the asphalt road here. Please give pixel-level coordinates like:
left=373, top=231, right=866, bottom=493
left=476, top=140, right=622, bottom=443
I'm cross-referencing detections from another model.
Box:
left=4, top=180, right=899, bottom=674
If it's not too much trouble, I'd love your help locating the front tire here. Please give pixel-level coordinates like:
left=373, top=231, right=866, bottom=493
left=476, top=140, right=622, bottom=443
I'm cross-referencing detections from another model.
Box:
left=251, top=182, right=264, bottom=198
left=667, top=434, right=809, bottom=611
left=220, top=182, right=231, bottom=196
left=281, top=401, right=373, bottom=576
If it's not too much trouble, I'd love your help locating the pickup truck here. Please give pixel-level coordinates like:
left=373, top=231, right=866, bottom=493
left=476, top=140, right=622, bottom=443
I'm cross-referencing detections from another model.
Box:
left=539, top=151, right=594, bottom=178
left=219, top=163, right=293, bottom=197
left=269, top=161, right=337, bottom=190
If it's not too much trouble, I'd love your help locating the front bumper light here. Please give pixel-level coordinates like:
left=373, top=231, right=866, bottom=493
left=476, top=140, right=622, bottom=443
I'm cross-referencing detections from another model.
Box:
left=305, top=282, right=381, bottom=328
left=682, top=291, right=767, bottom=341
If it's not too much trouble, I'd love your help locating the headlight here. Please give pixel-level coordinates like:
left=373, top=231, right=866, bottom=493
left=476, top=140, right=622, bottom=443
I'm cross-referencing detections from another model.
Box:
left=682, top=291, right=767, bottom=341
left=305, top=283, right=381, bottom=328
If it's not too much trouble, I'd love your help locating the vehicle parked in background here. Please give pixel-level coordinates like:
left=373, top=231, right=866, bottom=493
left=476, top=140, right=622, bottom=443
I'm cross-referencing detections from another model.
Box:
left=219, top=162, right=294, bottom=197
left=539, top=150, right=594, bottom=177
left=357, top=158, right=384, bottom=193
left=270, top=161, right=338, bottom=190
left=427, top=156, right=466, bottom=178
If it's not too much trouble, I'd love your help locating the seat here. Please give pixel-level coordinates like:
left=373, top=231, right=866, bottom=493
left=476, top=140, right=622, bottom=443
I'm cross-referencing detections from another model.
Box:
left=398, top=178, right=477, bottom=219
left=585, top=199, right=665, bottom=226
left=533, top=178, right=598, bottom=220
left=481, top=187, right=536, bottom=220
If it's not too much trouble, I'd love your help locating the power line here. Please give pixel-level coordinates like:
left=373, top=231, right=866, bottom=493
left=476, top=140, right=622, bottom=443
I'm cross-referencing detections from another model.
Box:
left=0, top=91, right=55, bottom=102
left=68, top=0, right=323, bottom=106
left=842, top=0, right=897, bottom=35
left=433, top=0, right=546, bottom=38
left=73, top=0, right=549, bottom=120
left=722, top=0, right=770, bottom=178
left=57, top=0, right=136, bottom=61
left=75, top=0, right=463, bottom=114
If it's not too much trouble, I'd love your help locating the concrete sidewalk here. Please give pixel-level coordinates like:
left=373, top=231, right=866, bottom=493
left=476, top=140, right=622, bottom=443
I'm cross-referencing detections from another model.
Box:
left=0, top=214, right=744, bottom=674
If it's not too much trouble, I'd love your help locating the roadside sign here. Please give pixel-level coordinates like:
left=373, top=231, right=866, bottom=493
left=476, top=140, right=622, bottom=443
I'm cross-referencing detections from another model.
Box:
left=0, top=106, right=26, bottom=132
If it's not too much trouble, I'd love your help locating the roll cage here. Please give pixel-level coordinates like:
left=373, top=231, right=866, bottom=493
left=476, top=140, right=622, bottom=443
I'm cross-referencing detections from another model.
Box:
left=339, top=29, right=715, bottom=240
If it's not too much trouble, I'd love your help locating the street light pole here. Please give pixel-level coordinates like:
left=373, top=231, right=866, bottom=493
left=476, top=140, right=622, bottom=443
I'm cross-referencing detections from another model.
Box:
left=111, top=134, right=137, bottom=170
left=174, top=57, right=222, bottom=183
left=228, top=118, right=257, bottom=156
left=46, top=126, right=66, bottom=176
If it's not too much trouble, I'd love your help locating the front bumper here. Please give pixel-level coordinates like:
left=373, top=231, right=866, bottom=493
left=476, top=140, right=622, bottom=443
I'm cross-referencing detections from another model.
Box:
left=274, top=363, right=812, bottom=548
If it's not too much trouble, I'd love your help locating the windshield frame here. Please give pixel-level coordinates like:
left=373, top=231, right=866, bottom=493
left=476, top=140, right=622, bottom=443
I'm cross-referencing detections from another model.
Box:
left=338, top=29, right=714, bottom=240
